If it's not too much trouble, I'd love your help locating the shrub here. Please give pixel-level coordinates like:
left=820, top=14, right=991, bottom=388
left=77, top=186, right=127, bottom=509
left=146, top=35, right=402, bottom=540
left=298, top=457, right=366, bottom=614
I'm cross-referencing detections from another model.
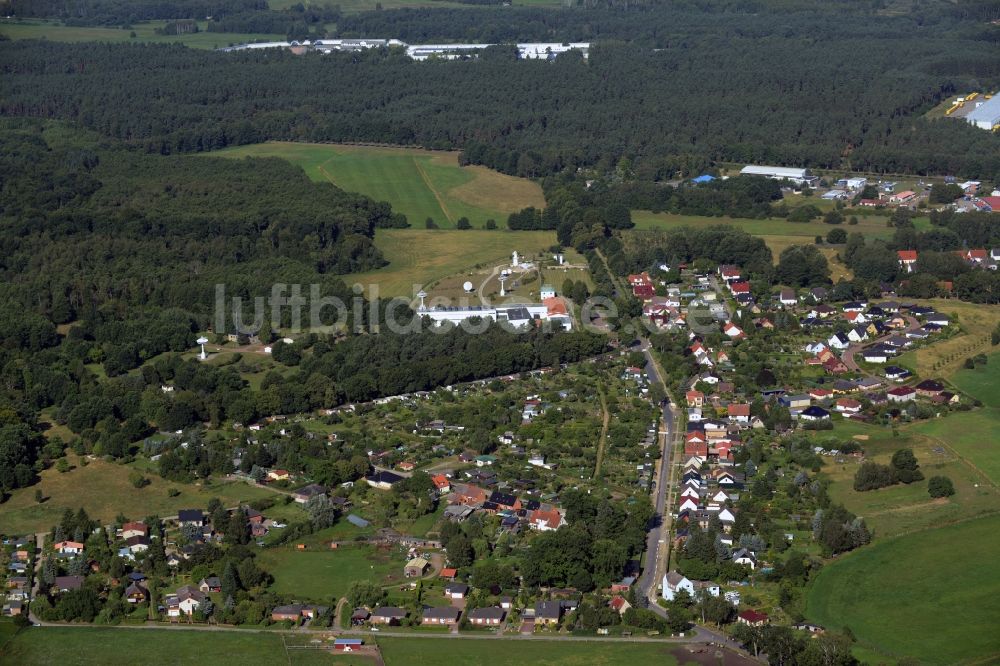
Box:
left=928, top=476, right=955, bottom=498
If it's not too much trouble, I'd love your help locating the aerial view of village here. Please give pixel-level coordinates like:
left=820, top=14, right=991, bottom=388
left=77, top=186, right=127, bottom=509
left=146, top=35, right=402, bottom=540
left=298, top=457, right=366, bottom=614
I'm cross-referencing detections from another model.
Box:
left=0, top=0, right=998, bottom=664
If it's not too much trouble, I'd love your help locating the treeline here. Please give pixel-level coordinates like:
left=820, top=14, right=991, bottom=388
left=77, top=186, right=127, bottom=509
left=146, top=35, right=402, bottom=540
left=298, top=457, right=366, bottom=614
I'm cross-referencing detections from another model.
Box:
left=2, top=7, right=999, bottom=181
left=206, top=4, right=341, bottom=38
left=1, top=0, right=268, bottom=25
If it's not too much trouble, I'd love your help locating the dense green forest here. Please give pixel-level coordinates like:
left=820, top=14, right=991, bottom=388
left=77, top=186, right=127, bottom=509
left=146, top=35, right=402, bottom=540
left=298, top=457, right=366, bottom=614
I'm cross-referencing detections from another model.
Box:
left=2, top=1, right=999, bottom=180
left=0, top=0, right=268, bottom=25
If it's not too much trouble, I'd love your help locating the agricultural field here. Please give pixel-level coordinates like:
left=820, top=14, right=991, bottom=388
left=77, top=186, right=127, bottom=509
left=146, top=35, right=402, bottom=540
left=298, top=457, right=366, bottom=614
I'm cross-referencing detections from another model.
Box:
left=256, top=543, right=406, bottom=601
left=912, top=406, right=1000, bottom=487
left=817, top=419, right=999, bottom=539
left=893, top=300, right=1000, bottom=380
left=806, top=514, right=1000, bottom=665
left=212, top=143, right=545, bottom=229
left=376, top=637, right=684, bottom=666
left=947, top=352, right=1000, bottom=408
left=0, top=627, right=343, bottom=665
left=630, top=210, right=913, bottom=237
left=341, top=229, right=559, bottom=298
left=0, top=19, right=282, bottom=49
left=0, top=454, right=282, bottom=535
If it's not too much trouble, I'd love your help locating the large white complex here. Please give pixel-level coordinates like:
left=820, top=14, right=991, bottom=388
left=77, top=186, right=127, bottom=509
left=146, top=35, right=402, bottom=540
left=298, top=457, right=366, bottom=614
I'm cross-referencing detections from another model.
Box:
left=965, top=96, right=1000, bottom=131
left=739, top=165, right=819, bottom=187
left=222, top=39, right=589, bottom=60
left=418, top=301, right=572, bottom=330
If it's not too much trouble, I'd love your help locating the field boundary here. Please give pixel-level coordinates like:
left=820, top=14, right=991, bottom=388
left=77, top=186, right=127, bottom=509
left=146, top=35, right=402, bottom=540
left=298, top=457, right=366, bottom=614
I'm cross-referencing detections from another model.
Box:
left=412, top=156, right=455, bottom=224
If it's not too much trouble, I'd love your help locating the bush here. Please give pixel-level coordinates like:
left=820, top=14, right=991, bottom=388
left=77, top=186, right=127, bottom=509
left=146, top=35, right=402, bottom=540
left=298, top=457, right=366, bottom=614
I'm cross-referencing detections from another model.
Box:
left=928, top=475, right=955, bottom=498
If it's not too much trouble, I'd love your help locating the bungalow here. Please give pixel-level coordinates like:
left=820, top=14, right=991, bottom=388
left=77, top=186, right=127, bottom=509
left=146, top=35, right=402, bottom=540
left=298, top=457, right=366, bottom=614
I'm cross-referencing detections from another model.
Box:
left=862, top=348, right=888, bottom=364
left=54, top=541, right=84, bottom=556
left=292, top=484, right=327, bottom=504
left=800, top=406, right=831, bottom=421
left=925, top=313, right=950, bottom=327
left=271, top=604, right=320, bottom=622
left=534, top=600, right=563, bottom=625
left=366, top=471, right=404, bottom=490
left=467, top=606, right=506, bottom=626
left=897, top=250, right=918, bottom=273
left=915, top=379, right=945, bottom=397
left=177, top=509, right=205, bottom=526
left=884, top=366, right=911, bottom=381
left=54, top=575, right=85, bottom=592
left=808, top=388, right=832, bottom=401
left=444, top=583, right=470, bottom=600
left=887, top=386, right=916, bottom=403
left=722, top=322, right=746, bottom=340
left=738, top=610, right=770, bottom=627
left=475, top=455, right=497, bottom=467
left=370, top=607, right=408, bottom=625
left=609, top=595, right=632, bottom=616
left=121, top=522, right=149, bottom=540
left=422, top=606, right=461, bottom=625
left=836, top=398, right=862, bottom=414
left=267, top=469, right=290, bottom=482
left=890, top=191, right=916, bottom=205
left=404, top=557, right=430, bottom=578
left=779, top=289, right=797, bottom=307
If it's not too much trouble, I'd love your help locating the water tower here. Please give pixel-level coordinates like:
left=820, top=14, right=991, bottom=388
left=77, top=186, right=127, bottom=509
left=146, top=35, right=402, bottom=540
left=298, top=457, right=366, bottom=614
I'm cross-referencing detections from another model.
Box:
left=498, top=274, right=507, bottom=297
left=417, top=290, right=427, bottom=311
left=196, top=336, right=209, bottom=361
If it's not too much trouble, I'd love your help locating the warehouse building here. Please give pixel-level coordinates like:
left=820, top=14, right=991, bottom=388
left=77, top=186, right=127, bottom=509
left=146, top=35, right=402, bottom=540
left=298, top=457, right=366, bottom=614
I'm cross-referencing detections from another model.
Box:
left=966, top=96, right=1000, bottom=131
left=740, top=165, right=819, bottom=187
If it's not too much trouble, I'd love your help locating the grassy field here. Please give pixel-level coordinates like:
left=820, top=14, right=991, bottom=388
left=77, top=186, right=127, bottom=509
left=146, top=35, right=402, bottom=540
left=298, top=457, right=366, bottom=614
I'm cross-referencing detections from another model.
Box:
left=818, top=418, right=1000, bottom=539
left=912, top=407, right=1000, bottom=487
left=894, top=300, right=1000, bottom=381
left=256, top=543, right=405, bottom=601
left=0, top=19, right=282, bottom=49
left=948, top=352, right=1000, bottom=408
left=630, top=210, right=912, bottom=237
left=212, top=143, right=545, bottom=229
left=0, top=627, right=368, bottom=665
left=342, top=229, right=558, bottom=298
left=806, top=514, right=1000, bottom=665
left=376, top=638, right=682, bottom=665
left=0, top=455, right=282, bottom=535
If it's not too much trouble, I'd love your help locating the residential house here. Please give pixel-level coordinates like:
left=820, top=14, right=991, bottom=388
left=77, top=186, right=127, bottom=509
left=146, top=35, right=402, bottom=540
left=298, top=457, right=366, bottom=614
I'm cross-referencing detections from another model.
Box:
left=884, top=366, right=911, bottom=382
left=53, top=575, right=85, bottom=592
left=177, top=510, right=205, bottom=527
left=370, top=607, right=408, bottom=625
left=366, top=471, right=404, bottom=490
left=727, top=403, right=750, bottom=424
left=431, top=474, right=451, bottom=493
left=661, top=571, right=720, bottom=601
left=609, top=595, right=632, bottom=616
left=267, top=469, right=291, bottom=482
left=897, top=250, right=918, bottom=273
left=686, top=390, right=705, bottom=407
left=467, top=606, right=505, bottom=626
left=915, top=379, right=945, bottom=397
left=166, top=585, right=206, bottom=617
left=732, top=548, right=757, bottom=570
left=444, top=583, right=469, bottom=600
left=121, top=522, right=149, bottom=540
left=738, top=610, right=770, bottom=627
left=780, top=394, right=811, bottom=409
left=292, top=484, right=327, bottom=504
left=887, top=386, right=916, bottom=403
left=800, top=406, right=831, bottom=421
left=422, top=606, right=461, bottom=625
left=779, top=289, right=797, bottom=307
left=828, top=332, right=850, bottom=350
left=198, top=576, right=222, bottom=593
left=836, top=398, right=862, bottom=414
left=534, top=600, right=563, bottom=625
left=271, top=604, right=321, bottom=622
left=125, top=582, right=149, bottom=604
left=528, top=506, right=567, bottom=531
left=54, top=541, right=84, bottom=556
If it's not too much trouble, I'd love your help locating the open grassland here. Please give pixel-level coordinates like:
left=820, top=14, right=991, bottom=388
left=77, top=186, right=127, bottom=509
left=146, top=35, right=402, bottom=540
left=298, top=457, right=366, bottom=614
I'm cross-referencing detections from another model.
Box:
left=806, top=514, right=1000, bottom=665
left=376, top=637, right=681, bottom=666
left=256, top=543, right=404, bottom=601
left=945, top=352, right=1000, bottom=408
left=817, top=419, right=999, bottom=539
left=212, top=143, right=545, bottom=228
left=912, top=407, right=1000, bottom=487
left=0, top=19, right=282, bottom=49
left=0, top=455, right=280, bottom=534
left=0, top=627, right=357, bottom=665
left=893, top=300, right=1000, bottom=381
left=342, top=229, right=558, bottom=298
left=631, top=210, right=913, bottom=237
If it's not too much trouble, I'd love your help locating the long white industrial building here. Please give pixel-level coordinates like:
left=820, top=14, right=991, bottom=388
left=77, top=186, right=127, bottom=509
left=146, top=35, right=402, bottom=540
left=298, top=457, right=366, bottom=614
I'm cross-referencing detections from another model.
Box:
left=740, top=165, right=819, bottom=186
left=966, top=96, right=1000, bottom=131
left=221, top=39, right=589, bottom=60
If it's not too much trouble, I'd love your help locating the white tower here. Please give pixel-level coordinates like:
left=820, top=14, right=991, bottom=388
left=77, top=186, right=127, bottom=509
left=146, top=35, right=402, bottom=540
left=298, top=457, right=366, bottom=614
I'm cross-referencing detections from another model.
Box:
left=417, top=290, right=427, bottom=311
left=499, top=275, right=507, bottom=297
left=196, top=336, right=209, bottom=361
left=512, top=250, right=519, bottom=268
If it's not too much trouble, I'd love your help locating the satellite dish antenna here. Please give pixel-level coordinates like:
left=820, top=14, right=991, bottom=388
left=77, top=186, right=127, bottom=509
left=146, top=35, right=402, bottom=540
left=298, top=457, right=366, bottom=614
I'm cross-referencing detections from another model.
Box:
left=417, top=290, right=427, bottom=310
left=196, top=336, right=209, bottom=361
left=463, top=281, right=474, bottom=293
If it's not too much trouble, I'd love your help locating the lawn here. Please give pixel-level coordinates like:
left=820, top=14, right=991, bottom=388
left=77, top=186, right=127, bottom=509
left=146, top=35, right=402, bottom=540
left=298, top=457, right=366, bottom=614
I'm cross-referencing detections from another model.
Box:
left=211, top=143, right=545, bottom=229
left=256, top=543, right=404, bottom=601
left=819, top=419, right=1000, bottom=539
left=912, top=408, right=1000, bottom=487
left=949, top=352, right=1000, bottom=408
left=0, top=455, right=280, bottom=535
left=0, top=19, right=283, bottom=49
left=376, top=638, right=681, bottom=666
left=341, top=228, right=558, bottom=298
left=0, top=627, right=294, bottom=665
left=806, top=514, right=1000, bottom=665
